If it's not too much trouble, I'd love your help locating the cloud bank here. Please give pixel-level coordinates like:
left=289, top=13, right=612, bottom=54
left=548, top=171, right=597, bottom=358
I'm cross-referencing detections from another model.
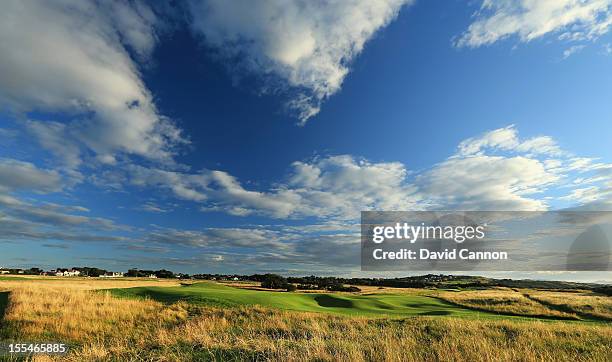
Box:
left=91, top=125, right=612, bottom=222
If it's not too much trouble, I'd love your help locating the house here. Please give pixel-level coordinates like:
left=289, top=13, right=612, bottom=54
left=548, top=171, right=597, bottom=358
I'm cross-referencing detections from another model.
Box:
left=0, top=270, right=9, bottom=274
left=148, top=274, right=157, bottom=278
left=99, top=272, right=124, bottom=278
left=232, top=277, right=239, bottom=281
left=54, top=269, right=81, bottom=277
left=65, top=269, right=80, bottom=277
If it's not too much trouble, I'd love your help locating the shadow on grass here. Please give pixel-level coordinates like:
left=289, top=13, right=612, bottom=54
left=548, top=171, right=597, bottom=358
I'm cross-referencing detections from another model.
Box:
left=111, top=288, right=189, bottom=304
left=420, top=310, right=451, bottom=316
left=314, top=295, right=353, bottom=308
left=186, top=346, right=271, bottom=361
left=0, top=292, right=9, bottom=321
left=109, top=287, right=236, bottom=309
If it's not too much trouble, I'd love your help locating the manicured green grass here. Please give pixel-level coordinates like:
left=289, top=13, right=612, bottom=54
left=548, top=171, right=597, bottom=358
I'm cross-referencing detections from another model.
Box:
left=109, top=282, right=510, bottom=319
left=0, top=276, right=26, bottom=281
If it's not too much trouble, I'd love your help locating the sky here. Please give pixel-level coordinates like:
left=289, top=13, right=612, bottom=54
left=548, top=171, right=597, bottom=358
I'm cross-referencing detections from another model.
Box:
left=1, top=0, right=611, bottom=282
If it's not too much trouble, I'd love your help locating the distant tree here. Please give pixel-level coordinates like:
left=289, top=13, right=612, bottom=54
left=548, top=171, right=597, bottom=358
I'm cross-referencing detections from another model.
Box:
left=126, top=269, right=140, bottom=277
left=74, top=267, right=107, bottom=277
left=285, top=284, right=297, bottom=292
left=155, top=269, right=175, bottom=279
left=25, top=267, right=42, bottom=275
left=261, top=274, right=288, bottom=289
left=326, top=284, right=361, bottom=292
left=126, top=269, right=155, bottom=277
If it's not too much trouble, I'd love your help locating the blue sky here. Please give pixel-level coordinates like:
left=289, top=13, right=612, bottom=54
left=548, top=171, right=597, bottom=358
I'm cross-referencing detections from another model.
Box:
left=1, top=0, right=611, bottom=281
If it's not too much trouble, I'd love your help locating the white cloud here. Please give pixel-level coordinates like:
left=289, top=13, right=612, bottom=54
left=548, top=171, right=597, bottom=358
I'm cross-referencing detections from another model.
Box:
left=25, top=121, right=82, bottom=169
left=0, top=158, right=121, bottom=236
left=452, top=127, right=612, bottom=209
left=0, top=196, right=117, bottom=230
left=419, top=155, right=559, bottom=210
left=146, top=227, right=289, bottom=249
left=187, top=0, right=412, bottom=124
left=0, top=193, right=123, bottom=245
left=457, top=125, right=520, bottom=155
left=456, top=0, right=612, bottom=48
left=5, top=122, right=612, bottom=272
left=0, top=216, right=125, bottom=243
left=560, top=185, right=609, bottom=203
left=457, top=125, right=563, bottom=156
left=0, top=159, right=63, bottom=193
left=515, top=136, right=564, bottom=155
left=0, top=0, right=185, bottom=167
left=85, top=125, right=612, bottom=222
left=287, top=155, right=420, bottom=218
left=563, top=44, right=586, bottom=58
left=124, top=165, right=209, bottom=202
left=138, top=202, right=171, bottom=213
left=110, top=155, right=420, bottom=220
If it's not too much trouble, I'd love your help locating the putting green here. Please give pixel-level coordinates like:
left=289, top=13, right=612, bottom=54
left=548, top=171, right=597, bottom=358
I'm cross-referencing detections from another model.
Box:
left=110, top=282, right=498, bottom=318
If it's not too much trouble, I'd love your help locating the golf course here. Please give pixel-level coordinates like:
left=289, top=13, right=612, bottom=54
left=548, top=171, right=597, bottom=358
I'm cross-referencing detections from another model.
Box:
left=109, top=282, right=486, bottom=318
left=0, top=277, right=610, bottom=360
left=108, top=281, right=607, bottom=321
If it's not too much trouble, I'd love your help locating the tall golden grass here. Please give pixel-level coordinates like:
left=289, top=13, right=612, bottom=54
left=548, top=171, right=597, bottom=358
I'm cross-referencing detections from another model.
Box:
left=524, top=290, right=612, bottom=321
left=0, top=276, right=181, bottom=291
left=1, top=285, right=188, bottom=341
left=0, top=283, right=610, bottom=361
left=436, top=288, right=580, bottom=319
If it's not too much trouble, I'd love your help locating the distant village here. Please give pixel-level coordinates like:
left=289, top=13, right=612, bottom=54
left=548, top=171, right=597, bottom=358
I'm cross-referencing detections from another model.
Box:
left=1, top=268, right=609, bottom=295
left=1, top=267, right=127, bottom=278
left=0, top=266, right=241, bottom=280
left=0, top=267, right=493, bottom=285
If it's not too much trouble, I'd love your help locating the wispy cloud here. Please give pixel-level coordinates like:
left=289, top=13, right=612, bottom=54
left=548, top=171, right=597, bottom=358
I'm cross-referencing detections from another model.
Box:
left=0, top=159, right=63, bottom=193
left=187, top=0, right=413, bottom=124
left=563, top=44, right=586, bottom=58
left=456, top=0, right=612, bottom=48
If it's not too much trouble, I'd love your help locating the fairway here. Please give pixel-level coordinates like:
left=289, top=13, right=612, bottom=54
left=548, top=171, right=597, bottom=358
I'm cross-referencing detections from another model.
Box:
left=111, top=282, right=505, bottom=318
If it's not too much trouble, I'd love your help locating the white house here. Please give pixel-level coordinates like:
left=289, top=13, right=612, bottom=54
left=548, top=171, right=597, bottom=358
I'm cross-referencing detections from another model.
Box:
left=55, top=269, right=81, bottom=277
left=99, top=272, right=124, bottom=278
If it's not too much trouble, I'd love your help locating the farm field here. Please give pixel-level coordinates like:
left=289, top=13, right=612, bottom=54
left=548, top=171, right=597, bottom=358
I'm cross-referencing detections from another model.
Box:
left=0, top=277, right=610, bottom=361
